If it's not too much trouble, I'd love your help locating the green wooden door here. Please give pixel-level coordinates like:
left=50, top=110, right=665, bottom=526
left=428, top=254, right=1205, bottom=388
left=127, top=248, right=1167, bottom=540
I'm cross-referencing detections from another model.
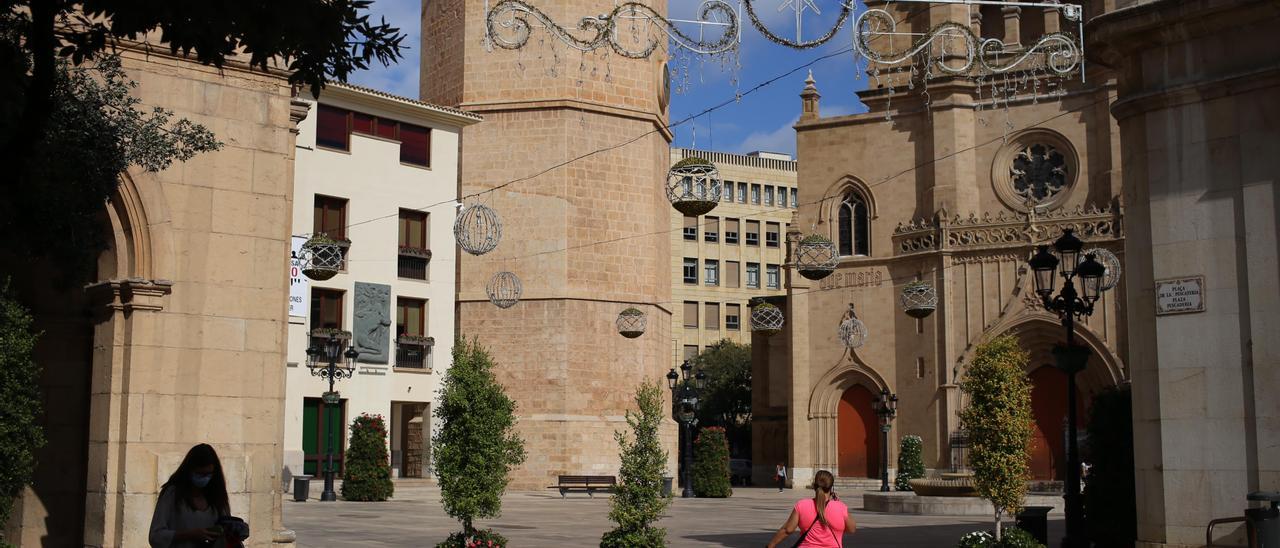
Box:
left=302, top=397, right=345, bottom=476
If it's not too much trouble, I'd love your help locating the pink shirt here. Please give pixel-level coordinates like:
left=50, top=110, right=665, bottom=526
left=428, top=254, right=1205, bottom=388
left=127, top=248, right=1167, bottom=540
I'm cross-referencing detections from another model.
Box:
left=794, top=498, right=849, bottom=548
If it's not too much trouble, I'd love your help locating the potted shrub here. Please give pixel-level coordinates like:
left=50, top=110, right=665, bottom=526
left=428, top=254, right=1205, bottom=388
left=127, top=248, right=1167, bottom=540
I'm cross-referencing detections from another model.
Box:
left=616, top=307, right=647, bottom=338
left=300, top=233, right=351, bottom=281
left=901, top=280, right=938, bottom=318
left=796, top=234, right=839, bottom=281
left=750, top=301, right=784, bottom=337
left=665, top=156, right=721, bottom=216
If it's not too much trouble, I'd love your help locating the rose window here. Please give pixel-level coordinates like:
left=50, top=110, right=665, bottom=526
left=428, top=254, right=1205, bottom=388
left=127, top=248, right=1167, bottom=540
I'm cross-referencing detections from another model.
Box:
left=1010, top=143, right=1068, bottom=205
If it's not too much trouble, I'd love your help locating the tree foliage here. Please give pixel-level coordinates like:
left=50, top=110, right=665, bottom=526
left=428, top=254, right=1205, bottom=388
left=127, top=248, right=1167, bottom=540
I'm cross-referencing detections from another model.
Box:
left=1083, top=386, right=1136, bottom=547
left=341, top=413, right=394, bottom=501
left=895, top=434, right=925, bottom=491
left=690, top=340, right=752, bottom=455
left=602, top=381, right=670, bottom=548
left=692, top=426, right=732, bottom=498
left=0, top=283, right=44, bottom=541
left=960, top=335, right=1034, bottom=540
left=433, top=339, right=526, bottom=535
left=0, top=43, right=220, bottom=282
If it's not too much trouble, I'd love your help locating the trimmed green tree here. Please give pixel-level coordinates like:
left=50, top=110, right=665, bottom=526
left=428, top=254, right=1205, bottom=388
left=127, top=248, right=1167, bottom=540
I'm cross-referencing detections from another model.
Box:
left=341, top=413, right=394, bottom=501
left=0, top=284, right=43, bottom=545
left=602, top=381, right=671, bottom=548
left=960, top=335, right=1034, bottom=541
left=690, top=340, right=752, bottom=456
left=691, top=426, right=732, bottom=498
left=895, top=435, right=925, bottom=491
left=1083, top=386, right=1136, bottom=546
left=433, top=339, right=526, bottom=545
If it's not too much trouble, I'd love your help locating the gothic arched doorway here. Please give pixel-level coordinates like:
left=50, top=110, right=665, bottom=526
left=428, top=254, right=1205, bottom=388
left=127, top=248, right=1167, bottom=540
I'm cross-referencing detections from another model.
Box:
left=837, top=385, right=880, bottom=478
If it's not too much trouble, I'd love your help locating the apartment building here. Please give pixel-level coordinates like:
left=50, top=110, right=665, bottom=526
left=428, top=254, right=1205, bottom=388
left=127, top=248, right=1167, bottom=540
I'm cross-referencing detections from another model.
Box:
left=285, top=83, right=480, bottom=481
left=671, top=147, right=798, bottom=363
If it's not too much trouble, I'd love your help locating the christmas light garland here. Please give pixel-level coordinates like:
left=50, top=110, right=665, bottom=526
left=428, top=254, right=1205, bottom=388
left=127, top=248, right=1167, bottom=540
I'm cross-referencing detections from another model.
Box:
left=486, top=0, right=739, bottom=58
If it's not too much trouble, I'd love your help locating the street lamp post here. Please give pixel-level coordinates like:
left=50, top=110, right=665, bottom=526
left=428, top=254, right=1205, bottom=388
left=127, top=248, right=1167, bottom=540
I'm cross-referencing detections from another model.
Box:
left=667, top=360, right=707, bottom=498
left=873, top=389, right=898, bottom=492
left=306, top=332, right=359, bottom=502
left=1028, top=228, right=1107, bottom=548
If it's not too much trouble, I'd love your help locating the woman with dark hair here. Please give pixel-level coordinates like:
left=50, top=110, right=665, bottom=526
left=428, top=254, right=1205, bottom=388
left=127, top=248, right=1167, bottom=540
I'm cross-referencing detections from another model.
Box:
left=149, top=443, right=246, bottom=547
left=765, top=470, right=855, bottom=548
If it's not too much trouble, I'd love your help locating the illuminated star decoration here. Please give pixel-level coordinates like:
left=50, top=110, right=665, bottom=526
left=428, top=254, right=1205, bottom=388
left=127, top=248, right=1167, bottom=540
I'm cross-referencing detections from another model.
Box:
left=778, top=0, right=822, bottom=43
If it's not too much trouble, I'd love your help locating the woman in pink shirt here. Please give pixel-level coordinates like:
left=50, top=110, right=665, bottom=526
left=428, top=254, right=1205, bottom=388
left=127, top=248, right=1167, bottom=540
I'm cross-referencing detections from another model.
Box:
left=765, top=470, right=855, bottom=548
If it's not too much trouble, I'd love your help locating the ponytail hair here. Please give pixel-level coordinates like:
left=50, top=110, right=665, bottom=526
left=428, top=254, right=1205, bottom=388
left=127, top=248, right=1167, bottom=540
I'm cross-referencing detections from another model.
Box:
left=812, top=469, right=835, bottom=530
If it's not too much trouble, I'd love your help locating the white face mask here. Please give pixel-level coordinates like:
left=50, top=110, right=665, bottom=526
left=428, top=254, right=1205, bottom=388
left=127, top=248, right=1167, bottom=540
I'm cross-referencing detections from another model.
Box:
left=191, top=473, right=213, bottom=488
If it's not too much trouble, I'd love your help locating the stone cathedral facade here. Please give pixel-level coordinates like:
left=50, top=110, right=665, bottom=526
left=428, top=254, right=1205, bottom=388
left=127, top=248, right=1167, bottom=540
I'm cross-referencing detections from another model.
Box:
left=753, top=0, right=1129, bottom=490
left=419, top=0, right=678, bottom=488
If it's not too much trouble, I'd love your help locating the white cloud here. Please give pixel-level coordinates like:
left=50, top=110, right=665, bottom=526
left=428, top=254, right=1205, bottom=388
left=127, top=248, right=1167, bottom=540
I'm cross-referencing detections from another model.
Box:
left=729, top=101, right=856, bottom=156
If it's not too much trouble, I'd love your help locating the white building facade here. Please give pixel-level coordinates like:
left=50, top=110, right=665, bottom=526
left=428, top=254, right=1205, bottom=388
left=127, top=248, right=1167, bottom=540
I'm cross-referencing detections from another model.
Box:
left=284, top=84, right=480, bottom=482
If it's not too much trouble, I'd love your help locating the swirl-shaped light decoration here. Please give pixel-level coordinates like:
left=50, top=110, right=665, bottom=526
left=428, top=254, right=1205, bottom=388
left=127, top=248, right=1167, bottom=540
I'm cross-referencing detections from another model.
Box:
left=854, top=8, right=1082, bottom=78
left=1083, top=248, right=1122, bottom=292
left=742, top=0, right=853, bottom=49
left=486, top=0, right=739, bottom=58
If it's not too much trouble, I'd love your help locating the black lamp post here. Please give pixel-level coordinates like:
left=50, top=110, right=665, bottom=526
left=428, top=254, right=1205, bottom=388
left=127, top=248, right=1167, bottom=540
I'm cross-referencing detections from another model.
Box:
left=873, top=389, right=898, bottom=492
left=667, top=360, right=706, bottom=498
left=1028, top=228, right=1106, bottom=547
left=306, top=332, right=359, bottom=502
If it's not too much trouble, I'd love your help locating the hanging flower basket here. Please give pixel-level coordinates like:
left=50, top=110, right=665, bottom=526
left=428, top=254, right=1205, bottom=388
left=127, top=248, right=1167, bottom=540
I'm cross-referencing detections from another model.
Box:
left=299, top=234, right=351, bottom=281
left=750, top=301, right=785, bottom=337
left=900, top=280, right=938, bottom=319
left=1083, top=247, right=1122, bottom=292
left=838, top=304, right=868, bottom=349
left=796, top=234, right=839, bottom=281
left=454, top=204, right=502, bottom=256
left=616, top=307, right=647, bottom=338
left=486, top=271, right=522, bottom=309
left=665, top=156, right=723, bottom=216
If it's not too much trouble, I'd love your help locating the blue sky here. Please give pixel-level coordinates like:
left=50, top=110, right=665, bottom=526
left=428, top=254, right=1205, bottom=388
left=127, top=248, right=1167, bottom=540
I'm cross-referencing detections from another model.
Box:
left=347, top=0, right=871, bottom=158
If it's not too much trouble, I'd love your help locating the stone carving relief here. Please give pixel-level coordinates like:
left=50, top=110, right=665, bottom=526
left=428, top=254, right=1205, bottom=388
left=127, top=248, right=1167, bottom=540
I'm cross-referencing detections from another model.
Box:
left=354, top=282, right=392, bottom=364
left=818, top=269, right=884, bottom=290
left=892, top=203, right=1123, bottom=256
left=991, top=128, right=1079, bottom=212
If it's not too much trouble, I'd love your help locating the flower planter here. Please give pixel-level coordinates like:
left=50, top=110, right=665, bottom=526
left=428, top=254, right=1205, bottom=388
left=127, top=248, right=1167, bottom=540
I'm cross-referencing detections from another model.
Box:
left=666, top=156, right=723, bottom=216
left=750, top=302, right=784, bottom=337
left=796, top=235, right=838, bottom=281
left=300, top=235, right=351, bottom=281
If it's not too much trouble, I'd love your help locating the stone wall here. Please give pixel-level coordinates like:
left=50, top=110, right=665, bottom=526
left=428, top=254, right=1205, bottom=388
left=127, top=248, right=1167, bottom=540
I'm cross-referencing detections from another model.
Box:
left=3, top=47, right=297, bottom=547
left=1089, top=1, right=1280, bottom=545
left=422, top=0, right=678, bottom=488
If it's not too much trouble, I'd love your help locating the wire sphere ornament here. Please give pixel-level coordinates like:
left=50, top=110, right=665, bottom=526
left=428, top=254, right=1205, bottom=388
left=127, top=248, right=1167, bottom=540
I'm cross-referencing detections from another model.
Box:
left=298, top=234, right=351, bottom=281
left=486, top=271, right=522, bottom=309
left=1083, top=248, right=1122, bottom=292
left=900, top=281, right=938, bottom=319
left=666, top=156, right=723, bottom=216
left=838, top=304, right=868, bottom=349
left=616, top=307, right=647, bottom=339
left=750, top=301, right=785, bottom=337
left=795, top=234, right=839, bottom=281
left=454, top=204, right=502, bottom=256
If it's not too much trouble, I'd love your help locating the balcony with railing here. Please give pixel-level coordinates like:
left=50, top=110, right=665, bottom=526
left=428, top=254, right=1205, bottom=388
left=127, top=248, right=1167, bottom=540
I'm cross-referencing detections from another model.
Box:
left=397, top=246, right=431, bottom=280
left=395, top=335, right=434, bottom=370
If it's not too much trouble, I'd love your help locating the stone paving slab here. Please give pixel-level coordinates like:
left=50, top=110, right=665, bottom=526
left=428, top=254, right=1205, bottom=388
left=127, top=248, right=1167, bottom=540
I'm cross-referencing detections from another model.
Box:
left=283, top=484, right=1065, bottom=547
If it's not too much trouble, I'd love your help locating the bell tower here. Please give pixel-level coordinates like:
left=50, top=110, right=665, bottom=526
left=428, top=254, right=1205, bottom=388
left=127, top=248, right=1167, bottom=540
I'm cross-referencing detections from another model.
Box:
left=421, top=0, right=675, bottom=487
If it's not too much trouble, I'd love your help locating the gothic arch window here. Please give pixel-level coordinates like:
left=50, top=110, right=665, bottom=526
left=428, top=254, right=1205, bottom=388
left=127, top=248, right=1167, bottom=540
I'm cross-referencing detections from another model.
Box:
left=837, top=191, right=870, bottom=257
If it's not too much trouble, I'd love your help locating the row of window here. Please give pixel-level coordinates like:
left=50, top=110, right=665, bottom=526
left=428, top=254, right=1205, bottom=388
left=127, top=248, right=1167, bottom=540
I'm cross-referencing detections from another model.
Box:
left=313, top=195, right=432, bottom=280
left=718, top=181, right=799, bottom=208
left=683, top=216, right=782, bottom=247
left=316, top=104, right=432, bottom=167
left=683, top=259, right=780, bottom=289
left=681, top=301, right=742, bottom=331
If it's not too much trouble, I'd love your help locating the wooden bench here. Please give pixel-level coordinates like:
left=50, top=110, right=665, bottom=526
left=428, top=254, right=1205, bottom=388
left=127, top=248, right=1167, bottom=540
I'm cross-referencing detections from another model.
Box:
left=548, top=475, right=616, bottom=498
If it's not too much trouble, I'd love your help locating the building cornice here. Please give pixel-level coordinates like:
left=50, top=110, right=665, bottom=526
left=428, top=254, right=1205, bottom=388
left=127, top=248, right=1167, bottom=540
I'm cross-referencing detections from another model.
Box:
left=461, top=98, right=674, bottom=142
left=1086, top=0, right=1277, bottom=69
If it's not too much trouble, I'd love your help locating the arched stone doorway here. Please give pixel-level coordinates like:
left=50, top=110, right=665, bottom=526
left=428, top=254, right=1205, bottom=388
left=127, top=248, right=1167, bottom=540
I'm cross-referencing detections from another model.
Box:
left=982, top=316, right=1123, bottom=482
left=837, top=385, right=880, bottom=479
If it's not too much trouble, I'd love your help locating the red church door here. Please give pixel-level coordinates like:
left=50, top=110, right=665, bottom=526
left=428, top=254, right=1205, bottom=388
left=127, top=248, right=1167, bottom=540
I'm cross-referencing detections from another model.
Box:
left=837, top=385, right=880, bottom=478
left=1028, top=366, right=1087, bottom=480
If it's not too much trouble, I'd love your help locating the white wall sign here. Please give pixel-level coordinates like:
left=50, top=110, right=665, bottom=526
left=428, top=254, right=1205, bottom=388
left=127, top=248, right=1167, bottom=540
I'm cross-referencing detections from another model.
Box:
left=289, top=236, right=309, bottom=318
left=1155, top=276, right=1205, bottom=316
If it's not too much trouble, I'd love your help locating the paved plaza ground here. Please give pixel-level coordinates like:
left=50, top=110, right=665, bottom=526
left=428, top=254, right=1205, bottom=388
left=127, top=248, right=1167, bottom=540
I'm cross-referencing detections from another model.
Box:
left=283, top=482, right=1065, bottom=547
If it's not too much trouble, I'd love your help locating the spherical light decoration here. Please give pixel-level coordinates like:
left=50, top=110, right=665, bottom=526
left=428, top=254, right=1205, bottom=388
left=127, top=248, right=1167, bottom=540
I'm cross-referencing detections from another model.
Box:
left=750, top=302, right=785, bottom=337
left=1083, top=247, right=1122, bottom=292
left=486, top=271, right=522, bottom=309
left=838, top=304, right=868, bottom=349
left=298, top=234, right=351, bottom=281
left=900, top=281, right=938, bottom=319
left=796, top=234, right=839, bottom=280
left=616, top=307, right=647, bottom=338
left=665, top=156, right=723, bottom=216
left=454, top=204, right=502, bottom=256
